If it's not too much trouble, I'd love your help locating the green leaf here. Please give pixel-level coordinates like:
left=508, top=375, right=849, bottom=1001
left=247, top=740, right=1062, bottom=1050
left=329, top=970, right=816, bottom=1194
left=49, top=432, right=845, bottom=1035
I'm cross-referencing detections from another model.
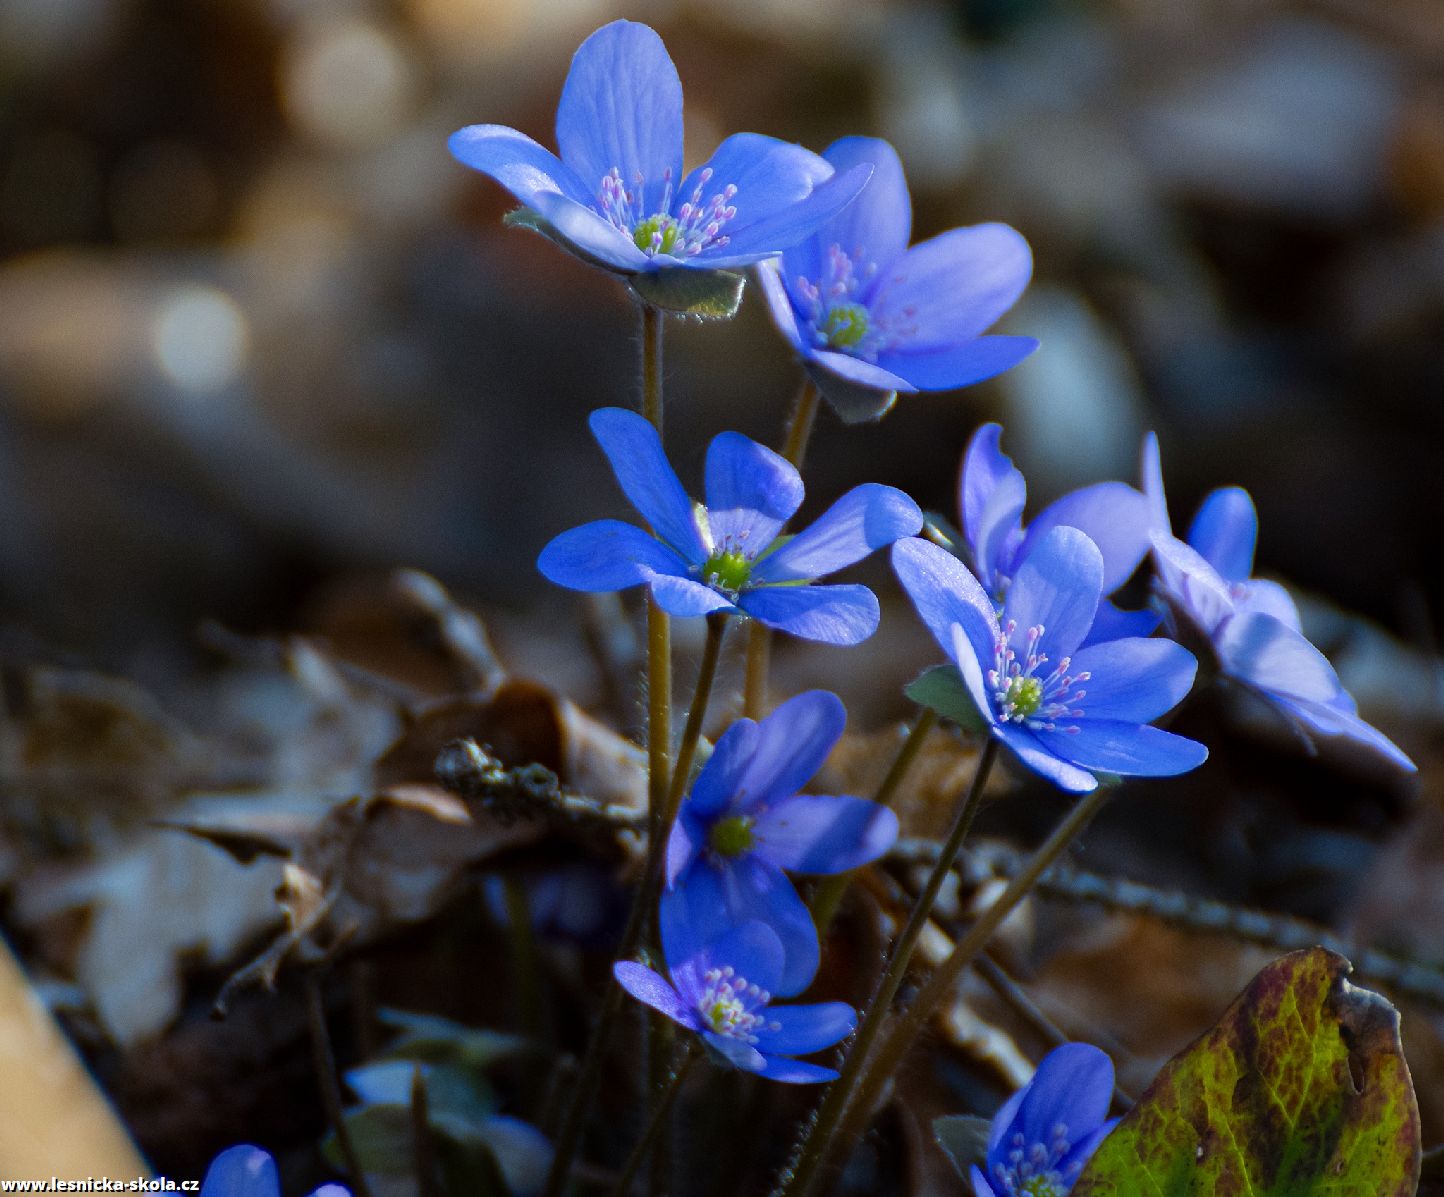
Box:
left=904, top=664, right=988, bottom=733
left=630, top=267, right=745, bottom=319
left=933, top=1114, right=992, bottom=1180
left=378, top=1009, right=531, bottom=1073
left=1072, top=948, right=1421, bottom=1197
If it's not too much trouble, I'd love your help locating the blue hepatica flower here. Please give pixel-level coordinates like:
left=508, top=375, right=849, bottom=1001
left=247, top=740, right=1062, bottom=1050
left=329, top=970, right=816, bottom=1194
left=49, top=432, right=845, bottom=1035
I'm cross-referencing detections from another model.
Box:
left=957, top=423, right=1157, bottom=646
left=892, top=531, right=1207, bottom=793
left=1142, top=435, right=1414, bottom=771
left=757, top=138, right=1036, bottom=421
left=660, top=690, right=898, bottom=996
left=970, top=1043, right=1118, bottom=1197
left=614, top=919, right=855, bottom=1083
left=200, top=1146, right=346, bottom=1197
left=449, top=21, right=870, bottom=282
left=538, top=408, right=922, bottom=645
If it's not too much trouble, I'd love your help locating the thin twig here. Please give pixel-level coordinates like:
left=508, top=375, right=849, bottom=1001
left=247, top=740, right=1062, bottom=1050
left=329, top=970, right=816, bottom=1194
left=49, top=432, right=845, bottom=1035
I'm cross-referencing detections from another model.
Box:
left=305, top=972, right=375, bottom=1197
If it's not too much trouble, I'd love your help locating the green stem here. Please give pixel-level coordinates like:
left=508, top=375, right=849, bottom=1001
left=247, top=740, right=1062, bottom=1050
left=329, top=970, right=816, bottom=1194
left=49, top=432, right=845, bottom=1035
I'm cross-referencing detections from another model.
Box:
left=810, top=707, right=940, bottom=934
left=611, top=1045, right=699, bottom=1197
left=780, top=379, right=821, bottom=469
left=779, top=738, right=999, bottom=1197
left=825, top=785, right=1115, bottom=1175
left=502, top=875, right=546, bottom=1042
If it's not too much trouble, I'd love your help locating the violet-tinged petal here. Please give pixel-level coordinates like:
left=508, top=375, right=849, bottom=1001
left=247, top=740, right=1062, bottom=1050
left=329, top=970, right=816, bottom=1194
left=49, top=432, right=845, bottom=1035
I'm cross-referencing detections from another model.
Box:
left=1011, top=1043, right=1115, bottom=1156
left=589, top=408, right=705, bottom=560
left=1282, top=696, right=1416, bottom=772
left=752, top=794, right=899, bottom=875
left=870, top=223, right=1032, bottom=350
left=703, top=432, right=804, bottom=551
left=695, top=917, right=787, bottom=997
left=875, top=335, right=1039, bottom=392
left=948, top=621, right=996, bottom=728
left=1003, top=526, right=1104, bottom=663
left=738, top=583, right=879, bottom=645
left=970, top=1164, right=1002, bottom=1197
left=994, top=724, right=1098, bottom=793
left=679, top=133, right=827, bottom=242
left=200, top=1147, right=281, bottom=1197
left=703, top=1031, right=768, bottom=1072
left=817, top=137, right=913, bottom=286
left=447, top=125, right=594, bottom=209
left=665, top=807, right=703, bottom=887
left=702, top=163, right=874, bottom=265
left=891, top=537, right=999, bottom=673
left=1187, top=486, right=1257, bottom=584
left=529, top=189, right=651, bottom=271
left=1214, top=611, right=1342, bottom=703
left=645, top=573, right=738, bottom=617
left=756, top=260, right=806, bottom=354
left=1021, top=482, right=1152, bottom=595
left=752, top=1002, right=856, bottom=1056
left=1235, top=578, right=1302, bottom=631
left=753, top=1056, right=840, bottom=1084
left=1150, top=530, right=1234, bottom=633
left=958, top=424, right=1027, bottom=592
left=752, top=484, right=922, bottom=583
left=1140, top=432, right=1171, bottom=534
left=1070, top=637, right=1198, bottom=724
left=1034, top=720, right=1208, bottom=778
left=733, top=690, right=846, bottom=808
left=807, top=349, right=917, bottom=393
left=612, top=961, right=698, bottom=1029
left=685, top=718, right=761, bottom=819
left=985, top=1089, right=1028, bottom=1154
left=554, top=21, right=683, bottom=219
left=1079, top=599, right=1161, bottom=647
left=537, top=520, right=690, bottom=592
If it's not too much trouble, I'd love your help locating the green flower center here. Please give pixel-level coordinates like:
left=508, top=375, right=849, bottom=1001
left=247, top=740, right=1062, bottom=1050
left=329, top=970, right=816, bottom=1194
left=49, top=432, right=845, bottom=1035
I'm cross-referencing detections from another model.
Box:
left=1003, top=675, right=1044, bottom=718
left=633, top=214, right=681, bottom=255
left=703, top=549, right=752, bottom=593
left=821, top=303, right=870, bottom=349
left=1020, top=1181, right=1062, bottom=1197
left=709, top=815, right=755, bottom=858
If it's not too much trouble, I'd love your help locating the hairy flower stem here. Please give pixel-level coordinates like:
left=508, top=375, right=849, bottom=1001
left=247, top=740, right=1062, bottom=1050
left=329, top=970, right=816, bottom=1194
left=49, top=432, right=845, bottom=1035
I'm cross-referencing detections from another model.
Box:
left=810, top=707, right=939, bottom=934
left=803, top=785, right=1115, bottom=1193
left=780, top=738, right=998, bottom=1197
left=611, top=1045, right=699, bottom=1197
left=542, top=614, right=725, bottom=1197
left=742, top=380, right=821, bottom=718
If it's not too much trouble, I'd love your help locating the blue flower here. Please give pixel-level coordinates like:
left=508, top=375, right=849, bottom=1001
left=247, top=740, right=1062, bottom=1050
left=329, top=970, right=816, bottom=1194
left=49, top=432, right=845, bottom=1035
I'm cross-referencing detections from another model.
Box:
left=1142, top=435, right=1414, bottom=771
left=614, top=919, right=855, bottom=1083
left=956, top=423, right=1157, bottom=645
left=200, top=1146, right=347, bottom=1197
left=660, top=691, right=897, bottom=996
left=892, top=531, right=1207, bottom=793
left=970, top=1043, right=1118, bottom=1197
left=449, top=21, right=870, bottom=281
left=538, top=408, right=922, bottom=645
left=757, top=138, right=1035, bottom=421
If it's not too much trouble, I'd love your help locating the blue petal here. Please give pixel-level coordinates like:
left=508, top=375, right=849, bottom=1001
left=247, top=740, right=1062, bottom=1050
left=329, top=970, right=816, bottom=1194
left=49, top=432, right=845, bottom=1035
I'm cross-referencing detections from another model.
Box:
left=698, top=160, right=873, bottom=265
left=1235, top=579, right=1301, bottom=631
left=1214, top=612, right=1341, bottom=703
left=1140, top=432, right=1171, bottom=534
left=727, top=857, right=820, bottom=997
left=692, top=913, right=788, bottom=997
left=752, top=794, right=899, bottom=874
left=1035, top=720, right=1208, bottom=778
left=665, top=806, right=704, bottom=887
left=613, top=961, right=698, bottom=1029
left=752, top=484, right=922, bottom=583
left=555, top=21, right=683, bottom=220
left=1079, top=599, right=1161, bottom=647
left=685, top=718, right=761, bottom=818
left=200, top=1147, right=280, bottom=1197
left=589, top=408, right=705, bottom=560
left=537, top=520, right=690, bottom=592
left=958, top=423, right=1026, bottom=594
left=890, top=537, right=999, bottom=674
left=1003, top=526, right=1104, bottom=663
left=870, top=224, right=1032, bottom=350
left=1070, top=637, right=1198, bottom=723
left=678, top=134, right=826, bottom=244
left=949, top=623, right=997, bottom=730
left=752, top=1001, right=856, bottom=1056
left=994, top=725, right=1098, bottom=793
left=1149, top=530, right=1235, bottom=634
left=646, top=573, right=737, bottom=618
left=734, top=690, right=846, bottom=807
left=816, top=137, right=912, bottom=289
left=808, top=350, right=916, bottom=393
left=448, top=125, right=594, bottom=209
left=986, top=1088, right=1028, bottom=1154
left=1022, top=483, right=1152, bottom=596
left=1187, top=487, right=1257, bottom=584
left=1280, top=696, right=1416, bottom=773
left=703, top=431, right=804, bottom=552
left=753, top=1055, right=840, bottom=1084
left=739, top=583, right=879, bottom=645
left=876, top=335, right=1038, bottom=392
left=756, top=260, right=806, bottom=354
left=1012, top=1043, right=1115, bottom=1155
left=530, top=190, right=651, bottom=272
left=970, top=1164, right=1002, bottom=1197
left=703, top=1031, right=767, bottom=1072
